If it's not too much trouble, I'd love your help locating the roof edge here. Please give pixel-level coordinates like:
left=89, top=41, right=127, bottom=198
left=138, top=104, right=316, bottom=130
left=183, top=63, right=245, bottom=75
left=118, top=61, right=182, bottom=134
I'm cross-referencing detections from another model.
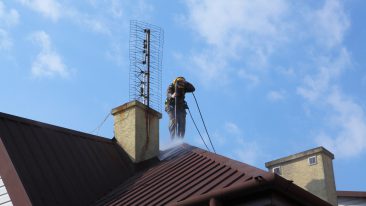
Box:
left=170, top=173, right=332, bottom=206
left=337, top=190, right=366, bottom=198
left=179, top=143, right=266, bottom=175
left=0, top=137, right=32, bottom=206
left=0, top=112, right=113, bottom=144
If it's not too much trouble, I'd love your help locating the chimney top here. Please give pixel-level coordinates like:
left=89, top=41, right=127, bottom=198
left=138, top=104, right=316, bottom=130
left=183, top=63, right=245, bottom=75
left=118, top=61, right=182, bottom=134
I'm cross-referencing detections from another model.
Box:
left=112, top=100, right=162, bottom=163
left=265, top=146, right=334, bottom=168
left=112, top=100, right=162, bottom=118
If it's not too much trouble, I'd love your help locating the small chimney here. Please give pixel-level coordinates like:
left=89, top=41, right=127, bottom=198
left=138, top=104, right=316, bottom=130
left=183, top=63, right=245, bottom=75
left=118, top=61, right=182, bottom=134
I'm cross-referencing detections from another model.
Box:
left=112, top=100, right=162, bottom=163
left=265, top=147, right=337, bottom=206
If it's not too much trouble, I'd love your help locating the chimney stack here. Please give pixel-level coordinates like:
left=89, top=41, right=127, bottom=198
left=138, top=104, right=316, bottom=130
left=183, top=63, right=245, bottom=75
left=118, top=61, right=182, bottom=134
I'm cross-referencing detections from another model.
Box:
left=112, top=100, right=162, bottom=163
left=265, top=147, right=337, bottom=206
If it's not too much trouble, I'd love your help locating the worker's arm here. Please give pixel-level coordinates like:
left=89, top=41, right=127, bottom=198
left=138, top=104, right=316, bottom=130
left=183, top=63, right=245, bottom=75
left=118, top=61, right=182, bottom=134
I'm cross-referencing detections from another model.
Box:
left=167, top=84, right=175, bottom=99
left=184, top=81, right=195, bottom=93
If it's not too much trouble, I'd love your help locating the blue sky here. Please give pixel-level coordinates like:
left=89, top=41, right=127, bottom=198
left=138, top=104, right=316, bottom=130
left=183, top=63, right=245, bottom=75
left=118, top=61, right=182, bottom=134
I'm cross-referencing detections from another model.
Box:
left=1, top=0, right=365, bottom=191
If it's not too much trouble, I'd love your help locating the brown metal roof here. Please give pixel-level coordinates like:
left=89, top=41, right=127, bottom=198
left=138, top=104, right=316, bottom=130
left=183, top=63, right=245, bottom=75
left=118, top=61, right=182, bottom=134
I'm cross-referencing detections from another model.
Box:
left=0, top=112, right=137, bottom=206
left=93, top=144, right=331, bottom=206
left=337, top=190, right=366, bottom=198
left=0, top=112, right=333, bottom=206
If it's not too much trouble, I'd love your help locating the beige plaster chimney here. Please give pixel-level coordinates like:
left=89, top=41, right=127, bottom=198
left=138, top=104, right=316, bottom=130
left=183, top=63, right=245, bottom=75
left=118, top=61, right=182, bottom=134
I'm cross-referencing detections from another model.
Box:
left=265, top=147, right=337, bottom=206
left=111, top=100, right=162, bottom=163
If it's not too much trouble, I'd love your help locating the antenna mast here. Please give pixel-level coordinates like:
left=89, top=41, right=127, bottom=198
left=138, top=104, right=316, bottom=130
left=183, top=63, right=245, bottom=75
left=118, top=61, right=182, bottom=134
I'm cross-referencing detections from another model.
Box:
left=129, top=20, right=164, bottom=112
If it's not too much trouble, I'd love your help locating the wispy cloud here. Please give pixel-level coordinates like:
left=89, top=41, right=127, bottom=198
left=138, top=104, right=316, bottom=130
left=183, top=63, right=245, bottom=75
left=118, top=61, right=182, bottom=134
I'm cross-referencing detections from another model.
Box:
left=226, top=123, right=265, bottom=165
left=184, top=0, right=366, bottom=159
left=16, top=0, right=154, bottom=68
left=192, top=121, right=265, bottom=165
left=183, top=0, right=289, bottom=85
left=295, top=0, right=366, bottom=158
left=316, top=89, right=366, bottom=157
left=309, top=0, right=350, bottom=48
left=237, top=69, right=259, bottom=88
left=30, top=31, right=70, bottom=78
left=297, top=48, right=351, bottom=102
left=16, top=0, right=61, bottom=21
left=0, top=29, right=12, bottom=50
left=233, top=140, right=263, bottom=166
left=224, top=122, right=241, bottom=135
left=0, top=1, right=19, bottom=27
left=16, top=0, right=110, bottom=34
left=202, top=121, right=265, bottom=165
left=0, top=1, right=19, bottom=51
left=267, top=90, right=286, bottom=102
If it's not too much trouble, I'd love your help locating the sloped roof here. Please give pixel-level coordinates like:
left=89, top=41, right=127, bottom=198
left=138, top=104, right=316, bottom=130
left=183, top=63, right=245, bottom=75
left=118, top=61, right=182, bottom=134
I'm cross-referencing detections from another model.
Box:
left=0, top=112, right=332, bottom=206
left=0, top=112, right=139, bottom=206
left=93, top=144, right=267, bottom=206
left=93, top=144, right=332, bottom=206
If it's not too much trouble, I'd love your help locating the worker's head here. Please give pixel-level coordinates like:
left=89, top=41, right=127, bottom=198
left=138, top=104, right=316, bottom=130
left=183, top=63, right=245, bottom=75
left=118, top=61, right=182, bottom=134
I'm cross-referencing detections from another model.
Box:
left=173, top=76, right=185, bottom=85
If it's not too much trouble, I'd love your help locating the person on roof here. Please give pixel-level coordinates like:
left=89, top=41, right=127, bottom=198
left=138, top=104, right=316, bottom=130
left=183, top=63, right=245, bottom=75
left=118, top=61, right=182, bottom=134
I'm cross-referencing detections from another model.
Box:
left=165, top=77, right=195, bottom=139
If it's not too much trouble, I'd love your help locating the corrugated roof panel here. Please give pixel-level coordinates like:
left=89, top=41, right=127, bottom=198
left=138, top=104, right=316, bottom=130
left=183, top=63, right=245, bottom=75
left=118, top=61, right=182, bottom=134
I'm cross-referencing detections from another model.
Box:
left=0, top=112, right=332, bottom=206
left=94, top=145, right=268, bottom=206
left=0, top=112, right=136, bottom=206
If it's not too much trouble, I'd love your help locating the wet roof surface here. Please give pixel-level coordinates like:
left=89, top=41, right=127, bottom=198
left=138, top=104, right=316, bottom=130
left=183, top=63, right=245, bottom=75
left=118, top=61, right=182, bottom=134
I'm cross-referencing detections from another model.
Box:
left=93, top=144, right=267, bottom=206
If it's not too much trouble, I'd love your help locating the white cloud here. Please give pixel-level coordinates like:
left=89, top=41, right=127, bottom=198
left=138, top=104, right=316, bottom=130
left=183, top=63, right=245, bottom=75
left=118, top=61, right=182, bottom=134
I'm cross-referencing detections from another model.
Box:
left=66, top=9, right=110, bottom=34
left=0, top=29, right=12, bottom=50
left=224, top=122, right=241, bottom=135
left=190, top=120, right=267, bottom=166
left=16, top=0, right=110, bottom=34
left=212, top=121, right=265, bottom=165
left=267, top=90, right=286, bottom=102
left=17, top=0, right=61, bottom=21
left=310, top=0, right=350, bottom=48
left=185, top=0, right=288, bottom=47
left=316, top=89, right=366, bottom=158
left=183, top=0, right=290, bottom=85
left=183, top=0, right=365, bottom=159
left=237, top=69, right=259, bottom=87
left=233, top=141, right=262, bottom=165
left=295, top=0, right=366, bottom=158
left=0, top=1, right=20, bottom=26
left=190, top=49, right=229, bottom=85
left=0, top=1, right=19, bottom=51
left=30, top=31, right=69, bottom=78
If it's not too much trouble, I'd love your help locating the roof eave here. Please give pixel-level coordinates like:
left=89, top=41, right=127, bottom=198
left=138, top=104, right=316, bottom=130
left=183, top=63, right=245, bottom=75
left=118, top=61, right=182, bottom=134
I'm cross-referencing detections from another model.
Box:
left=170, top=173, right=332, bottom=206
left=0, top=137, right=32, bottom=206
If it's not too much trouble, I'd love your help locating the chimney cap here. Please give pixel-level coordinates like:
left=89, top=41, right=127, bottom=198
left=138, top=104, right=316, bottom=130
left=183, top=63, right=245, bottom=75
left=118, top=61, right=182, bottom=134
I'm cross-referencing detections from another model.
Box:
left=112, top=100, right=162, bottom=118
left=265, top=146, right=334, bottom=168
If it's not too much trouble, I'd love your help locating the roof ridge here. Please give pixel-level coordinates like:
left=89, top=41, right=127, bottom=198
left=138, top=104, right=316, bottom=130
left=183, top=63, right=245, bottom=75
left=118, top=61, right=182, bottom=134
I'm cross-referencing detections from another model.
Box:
left=0, top=111, right=113, bottom=144
left=160, top=143, right=266, bottom=175
left=187, top=144, right=266, bottom=175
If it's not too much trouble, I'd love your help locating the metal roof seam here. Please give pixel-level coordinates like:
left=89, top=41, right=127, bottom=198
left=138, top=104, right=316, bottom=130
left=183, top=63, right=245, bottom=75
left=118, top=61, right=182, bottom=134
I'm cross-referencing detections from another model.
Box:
left=124, top=156, right=210, bottom=205
left=161, top=165, right=231, bottom=204
left=152, top=163, right=225, bottom=205
left=106, top=155, right=203, bottom=205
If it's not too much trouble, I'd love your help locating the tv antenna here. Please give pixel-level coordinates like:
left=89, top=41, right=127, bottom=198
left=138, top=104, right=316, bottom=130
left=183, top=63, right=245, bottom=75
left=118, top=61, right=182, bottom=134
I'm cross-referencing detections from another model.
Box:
left=129, top=20, right=164, bottom=112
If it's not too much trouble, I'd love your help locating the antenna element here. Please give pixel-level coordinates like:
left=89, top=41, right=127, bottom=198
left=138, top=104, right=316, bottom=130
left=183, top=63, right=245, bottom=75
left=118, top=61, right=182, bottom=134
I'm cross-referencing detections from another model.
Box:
left=129, top=20, right=164, bottom=112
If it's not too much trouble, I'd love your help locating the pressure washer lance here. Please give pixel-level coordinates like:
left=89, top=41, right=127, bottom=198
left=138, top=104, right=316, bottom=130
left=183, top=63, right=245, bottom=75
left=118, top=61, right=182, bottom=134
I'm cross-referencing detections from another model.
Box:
left=174, top=80, right=186, bottom=138
left=174, top=82, right=178, bottom=138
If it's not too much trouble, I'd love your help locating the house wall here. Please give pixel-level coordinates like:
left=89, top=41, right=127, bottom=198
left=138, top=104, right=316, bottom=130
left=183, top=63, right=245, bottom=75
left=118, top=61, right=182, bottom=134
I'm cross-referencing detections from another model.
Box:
left=265, top=148, right=337, bottom=206
left=230, top=191, right=315, bottom=206
left=338, top=197, right=366, bottom=206
left=0, top=176, right=13, bottom=206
